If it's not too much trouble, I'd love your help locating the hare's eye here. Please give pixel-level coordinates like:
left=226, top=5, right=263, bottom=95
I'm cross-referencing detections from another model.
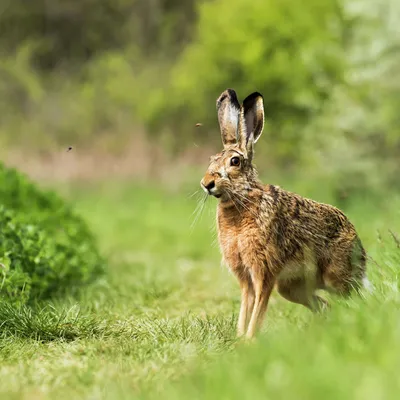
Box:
left=230, top=157, right=240, bottom=167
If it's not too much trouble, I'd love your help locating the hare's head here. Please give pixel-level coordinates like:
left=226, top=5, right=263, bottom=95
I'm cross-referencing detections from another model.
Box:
left=200, top=89, right=265, bottom=202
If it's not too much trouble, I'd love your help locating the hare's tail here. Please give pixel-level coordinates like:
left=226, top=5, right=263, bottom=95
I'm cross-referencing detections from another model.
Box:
left=362, top=276, right=374, bottom=294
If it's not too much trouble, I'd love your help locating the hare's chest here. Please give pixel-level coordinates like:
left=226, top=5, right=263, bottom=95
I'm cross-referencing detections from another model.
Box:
left=218, top=222, right=264, bottom=272
left=218, top=229, right=240, bottom=269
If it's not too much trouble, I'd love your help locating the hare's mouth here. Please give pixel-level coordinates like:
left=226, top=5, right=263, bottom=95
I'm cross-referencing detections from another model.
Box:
left=209, top=188, right=222, bottom=198
left=200, top=181, right=223, bottom=198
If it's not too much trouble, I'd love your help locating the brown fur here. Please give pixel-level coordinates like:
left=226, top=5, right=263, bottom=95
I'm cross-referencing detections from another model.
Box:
left=200, top=89, right=368, bottom=339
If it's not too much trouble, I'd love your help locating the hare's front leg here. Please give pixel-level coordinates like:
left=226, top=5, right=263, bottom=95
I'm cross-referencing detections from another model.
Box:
left=237, top=274, right=254, bottom=337
left=246, top=269, right=275, bottom=339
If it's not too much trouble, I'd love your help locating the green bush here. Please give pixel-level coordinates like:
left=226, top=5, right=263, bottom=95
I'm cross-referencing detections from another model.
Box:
left=148, top=0, right=346, bottom=155
left=0, top=163, right=104, bottom=304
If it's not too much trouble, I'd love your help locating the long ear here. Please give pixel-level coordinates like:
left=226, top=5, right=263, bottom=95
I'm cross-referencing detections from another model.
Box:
left=216, top=89, right=241, bottom=147
left=238, top=92, right=264, bottom=157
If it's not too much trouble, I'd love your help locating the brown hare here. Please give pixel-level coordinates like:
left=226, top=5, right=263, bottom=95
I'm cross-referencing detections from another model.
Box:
left=200, top=89, right=370, bottom=339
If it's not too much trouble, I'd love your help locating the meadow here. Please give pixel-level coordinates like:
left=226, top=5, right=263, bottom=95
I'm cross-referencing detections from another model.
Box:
left=0, top=0, right=399, bottom=398
left=0, top=171, right=399, bottom=400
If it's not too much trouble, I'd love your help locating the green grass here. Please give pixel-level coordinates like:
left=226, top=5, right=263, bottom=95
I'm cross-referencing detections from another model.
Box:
left=0, top=177, right=400, bottom=399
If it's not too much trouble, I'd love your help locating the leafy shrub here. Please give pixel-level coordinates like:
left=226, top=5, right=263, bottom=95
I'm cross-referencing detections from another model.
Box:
left=148, top=0, right=346, bottom=156
left=0, top=163, right=104, bottom=304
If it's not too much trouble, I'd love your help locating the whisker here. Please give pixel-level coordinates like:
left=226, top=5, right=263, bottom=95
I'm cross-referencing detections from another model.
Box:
left=190, top=192, right=205, bottom=217
left=237, top=199, right=257, bottom=218
left=227, top=188, right=254, bottom=207
left=234, top=190, right=258, bottom=209
left=190, top=193, right=208, bottom=231
left=226, top=190, right=242, bottom=216
left=226, top=189, right=258, bottom=219
left=188, top=189, right=200, bottom=199
left=235, top=193, right=260, bottom=218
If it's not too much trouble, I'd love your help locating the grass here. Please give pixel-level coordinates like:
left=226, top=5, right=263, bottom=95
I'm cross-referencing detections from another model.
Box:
left=0, top=175, right=400, bottom=399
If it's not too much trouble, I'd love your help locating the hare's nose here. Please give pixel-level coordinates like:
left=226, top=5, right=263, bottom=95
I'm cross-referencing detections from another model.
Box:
left=204, top=180, right=215, bottom=191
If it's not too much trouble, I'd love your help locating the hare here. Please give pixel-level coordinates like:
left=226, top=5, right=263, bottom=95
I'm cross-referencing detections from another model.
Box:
left=200, top=89, right=370, bottom=339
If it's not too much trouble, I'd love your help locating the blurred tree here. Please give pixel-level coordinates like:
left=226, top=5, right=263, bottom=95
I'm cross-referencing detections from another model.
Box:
left=147, top=0, right=348, bottom=163
left=0, top=0, right=197, bottom=70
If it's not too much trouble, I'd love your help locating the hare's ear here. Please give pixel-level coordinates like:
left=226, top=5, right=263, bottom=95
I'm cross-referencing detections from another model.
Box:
left=216, top=89, right=241, bottom=147
left=238, top=92, right=264, bottom=157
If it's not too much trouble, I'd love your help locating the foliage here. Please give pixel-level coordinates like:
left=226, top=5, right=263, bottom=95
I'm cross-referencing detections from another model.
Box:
left=156, top=0, right=347, bottom=153
left=0, top=163, right=104, bottom=303
left=0, top=0, right=197, bottom=70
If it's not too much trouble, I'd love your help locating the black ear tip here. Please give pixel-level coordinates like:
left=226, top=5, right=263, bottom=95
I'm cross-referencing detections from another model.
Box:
left=242, top=92, right=264, bottom=111
left=225, top=88, right=238, bottom=99
left=216, top=88, right=240, bottom=109
left=243, top=91, right=263, bottom=102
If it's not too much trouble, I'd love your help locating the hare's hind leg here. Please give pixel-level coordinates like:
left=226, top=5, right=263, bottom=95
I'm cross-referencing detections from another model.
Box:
left=322, top=267, right=364, bottom=297
left=277, top=257, right=328, bottom=312
left=277, top=277, right=328, bottom=312
left=322, top=242, right=367, bottom=297
left=321, top=234, right=369, bottom=297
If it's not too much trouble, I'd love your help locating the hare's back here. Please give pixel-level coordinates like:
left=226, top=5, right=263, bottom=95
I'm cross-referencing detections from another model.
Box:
left=266, top=185, right=361, bottom=258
